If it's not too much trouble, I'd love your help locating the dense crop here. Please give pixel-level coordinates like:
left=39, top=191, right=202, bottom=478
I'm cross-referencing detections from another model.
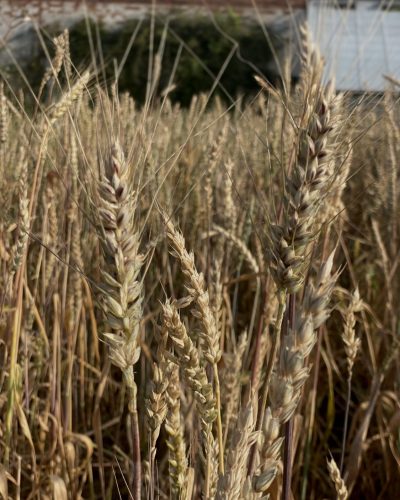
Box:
left=0, top=26, right=399, bottom=500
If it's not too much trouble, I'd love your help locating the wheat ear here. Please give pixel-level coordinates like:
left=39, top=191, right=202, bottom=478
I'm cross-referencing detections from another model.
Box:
left=165, top=362, right=188, bottom=498
left=9, top=149, right=29, bottom=289
left=269, top=47, right=339, bottom=294
left=96, top=140, right=144, bottom=498
left=163, top=214, right=224, bottom=476
left=0, top=81, right=8, bottom=153
left=145, top=330, right=169, bottom=494
left=340, top=288, right=363, bottom=471
left=217, top=404, right=258, bottom=500
left=254, top=252, right=337, bottom=493
left=327, top=457, right=348, bottom=500
left=262, top=32, right=340, bottom=498
left=49, top=71, right=90, bottom=125
left=162, top=300, right=217, bottom=498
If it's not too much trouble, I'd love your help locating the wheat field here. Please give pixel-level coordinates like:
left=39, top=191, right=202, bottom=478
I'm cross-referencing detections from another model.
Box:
left=0, top=25, right=399, bottom=500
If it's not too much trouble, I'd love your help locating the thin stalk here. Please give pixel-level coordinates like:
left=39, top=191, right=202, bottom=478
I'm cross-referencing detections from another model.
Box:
left=301, top=230, right=331, bottom=499
left=150, top=431, right=157, bottom=500
left=282, top=293, right=296, bottom=500
left=5, top=269, right=23, bottom=466
left=300, top=330, right=323, bottom=500
left=205, top=429, right=212, bottom=498
left=129, top=386, right=141, bottom=500
left=340, top=374, right=352, bottom=473
left=213, top=363, right=225, bottom=474
left=248, top=277, right=269, bottom=395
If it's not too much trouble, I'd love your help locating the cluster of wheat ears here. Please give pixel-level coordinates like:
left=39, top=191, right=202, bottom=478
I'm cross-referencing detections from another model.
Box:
left=0, top=25, right=399, bottom=500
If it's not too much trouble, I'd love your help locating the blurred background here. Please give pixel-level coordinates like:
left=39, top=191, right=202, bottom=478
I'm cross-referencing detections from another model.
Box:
left=2, top=1, right=400, bottom=104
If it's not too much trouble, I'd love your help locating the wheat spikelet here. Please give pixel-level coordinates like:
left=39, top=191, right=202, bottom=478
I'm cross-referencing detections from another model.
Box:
left=62, top=29, right=72, bottom=78
left=165, top=363, right=188, bottom=498
left=43, top=174, right=59, bottom=287
left=146, top=359, right=168, bottom=483
left=163, top=215, right=220, bottom=365
left=254, top=252, right=337, bottom=493
left=0, top=81, right=8, bottom=148
left=65, top=133, right=84, bottom=336
left=341, top=288, right=363, bottom=377
left=203, top=122, right=229, bottom=226
left=163, top=214, right=225, bottom=475
left=95, top=139, right=144, bottom=496
left=217, top=404, right=258, bottom=500
left=9, top=149, right=29, bottom=285
left=146, top=330, right=169, bottom=472
left=39, top=31, right=68, bottom=99
left=269, top=39, right=339, bottom=294
left=253, top=405, right=284, bottom=494
left=162, top=300, right=216, bottom=427
left=162, top=299, right=217, bottom=497
left=97, top=140, right=143, bottom=370
left=220, top=158, right=237, bottom=235
left=49, top=71, right=90, bottom=125
left=327, top=457, right=348, bottom=500
left=222, top=331, right=247, bottom=442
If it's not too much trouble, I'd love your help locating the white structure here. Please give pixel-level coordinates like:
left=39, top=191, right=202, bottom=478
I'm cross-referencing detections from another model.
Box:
left=307, top=0, right=400, bottom=91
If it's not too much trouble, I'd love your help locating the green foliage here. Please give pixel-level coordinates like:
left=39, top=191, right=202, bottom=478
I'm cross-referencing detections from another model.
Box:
left=5, top=13, right=282, bottom=105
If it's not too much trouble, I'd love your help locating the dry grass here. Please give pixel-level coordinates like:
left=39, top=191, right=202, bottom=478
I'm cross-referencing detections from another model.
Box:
left=0, top=25, right=399, bottom=500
